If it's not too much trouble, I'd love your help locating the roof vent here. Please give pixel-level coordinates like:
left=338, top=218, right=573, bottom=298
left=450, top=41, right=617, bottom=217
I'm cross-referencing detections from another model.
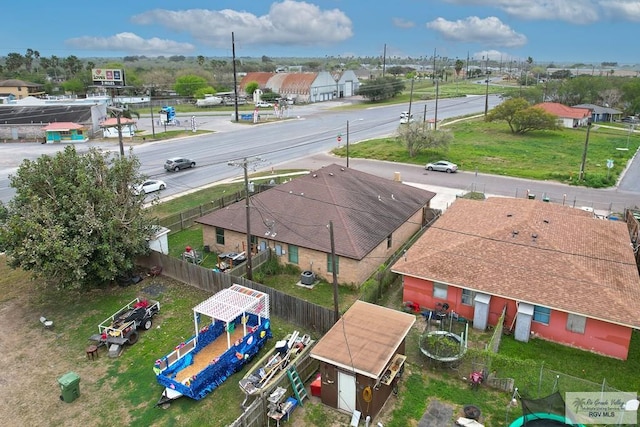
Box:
left=512, top=230, right=519, bottom=237
left=507, top=213, right=513, bottom=217
left=543, top=219, right=549, bottom=224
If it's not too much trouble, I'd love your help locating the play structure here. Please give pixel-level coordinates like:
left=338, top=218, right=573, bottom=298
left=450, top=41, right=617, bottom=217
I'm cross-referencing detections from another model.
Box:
left=154, top=284, right=271, bottom=404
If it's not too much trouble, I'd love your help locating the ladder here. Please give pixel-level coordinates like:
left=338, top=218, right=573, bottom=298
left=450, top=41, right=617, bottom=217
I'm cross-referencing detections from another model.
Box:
left=286, top=366, right=308, bottom=406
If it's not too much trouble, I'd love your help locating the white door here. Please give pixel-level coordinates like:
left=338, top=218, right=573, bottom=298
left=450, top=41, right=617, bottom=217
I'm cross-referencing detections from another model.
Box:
left=337, top=371, right=356, bottom=413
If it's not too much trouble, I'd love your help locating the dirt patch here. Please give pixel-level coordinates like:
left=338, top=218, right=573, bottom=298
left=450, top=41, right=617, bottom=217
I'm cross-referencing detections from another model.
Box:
left=0, top=295, right=130, bottom=426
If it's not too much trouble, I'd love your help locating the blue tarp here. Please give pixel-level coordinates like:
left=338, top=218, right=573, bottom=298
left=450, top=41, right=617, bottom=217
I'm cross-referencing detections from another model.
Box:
left=155, top=314, right=271, bottom=400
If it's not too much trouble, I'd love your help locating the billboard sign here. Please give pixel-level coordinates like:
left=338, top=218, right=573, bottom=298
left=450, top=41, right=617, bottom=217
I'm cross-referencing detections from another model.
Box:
left=92, top=68, right=125, bottom=87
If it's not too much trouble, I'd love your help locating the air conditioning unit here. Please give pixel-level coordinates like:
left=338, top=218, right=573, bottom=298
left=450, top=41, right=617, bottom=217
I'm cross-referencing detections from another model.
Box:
left=300, top=271, right=315, bottom=285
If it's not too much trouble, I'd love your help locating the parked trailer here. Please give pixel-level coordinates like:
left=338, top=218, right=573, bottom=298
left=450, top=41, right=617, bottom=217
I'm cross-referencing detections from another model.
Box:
left=89, top=297, right=160, bottom=357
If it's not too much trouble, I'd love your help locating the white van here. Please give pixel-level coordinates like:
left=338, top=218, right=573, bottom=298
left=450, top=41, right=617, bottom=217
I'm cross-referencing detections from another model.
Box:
left=400, top=111, right=414, bottom=124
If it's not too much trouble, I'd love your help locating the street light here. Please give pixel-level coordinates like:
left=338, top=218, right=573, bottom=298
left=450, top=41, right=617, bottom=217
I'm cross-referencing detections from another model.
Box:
left=579, top=119, right=593, bottom=181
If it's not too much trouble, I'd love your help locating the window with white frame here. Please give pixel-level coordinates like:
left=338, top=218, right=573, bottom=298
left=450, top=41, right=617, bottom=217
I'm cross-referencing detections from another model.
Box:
left=461, top=289, right=475, bottom=306
left=433, top=282, right=448, bottom=299
left=566, top=313, right=586, bottom=334
left=533, top=305, right=551, bottom=324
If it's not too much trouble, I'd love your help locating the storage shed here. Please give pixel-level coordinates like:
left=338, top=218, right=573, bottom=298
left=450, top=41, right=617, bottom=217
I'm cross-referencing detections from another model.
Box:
left=309, top=301, right=415, bottom=422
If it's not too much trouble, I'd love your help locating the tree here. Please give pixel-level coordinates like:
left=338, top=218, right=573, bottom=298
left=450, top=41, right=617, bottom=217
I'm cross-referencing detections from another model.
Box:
left=0, top=146, right=155, bottom=290
left=358, top=76, right=405, bottom=101
left=397, top=122, right=452, bottom=157
left=174, top=74, right=208, bottom=97
left=486, top=97, right=531, bottom=132
left=512, top=107, right=559, bottom=134
left=245, top=81, right=259, bottom=97
left=197, top=55, right=205, bottom=67
left=5, top=53, right=24, bottom=73
left=61, top=78, right=85, bottom=95
left=194, top=87, right=217, bottom=99
left=454, top=59, right=464, bottom=77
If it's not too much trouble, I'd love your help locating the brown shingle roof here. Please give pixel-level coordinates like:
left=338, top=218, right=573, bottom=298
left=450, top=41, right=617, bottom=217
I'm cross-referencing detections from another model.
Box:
left=391, top=197, right=640, bottom=328
left=196, top=163, right=435, bottom=260
left=310, top=300, right=415, bottom=378
left=0, top=79, right=43, bottom=88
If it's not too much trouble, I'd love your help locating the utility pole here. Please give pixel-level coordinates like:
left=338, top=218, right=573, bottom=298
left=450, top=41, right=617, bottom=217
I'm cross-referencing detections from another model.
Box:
left=434, top=79, right=439, bottom=131
left=346, top=120, right=350, bottom=168
left=232, top=32, right=239, bottom=123
left=432, top=48, right=437, bottom=81
left=484, top=56, right=490, bottom=118
left=382, top=44, right=386, bottom=78
left=579, top=120, right=593, bottom=181
left=107, top=106, right=125, bottom=157
left=328, top=220, right=339, bottom=323
left=228, top=157, right=263, bottom=280
left=149, top=90, right=156, bottom=138
left=408, top=78, right=414, bottom=119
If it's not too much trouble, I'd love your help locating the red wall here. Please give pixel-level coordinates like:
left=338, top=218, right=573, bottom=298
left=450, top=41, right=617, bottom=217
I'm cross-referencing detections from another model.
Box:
left=402, top=276, right=632, bottom=360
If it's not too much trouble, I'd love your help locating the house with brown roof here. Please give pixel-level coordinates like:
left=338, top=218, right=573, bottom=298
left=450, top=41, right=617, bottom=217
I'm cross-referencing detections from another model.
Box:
left=310, top=300, right=414, bottom=421
left=534, top=102, right=591, bottom=128
left=196, top=163, right=436, bottom=285
left=391, top=197, right=640, bottom=360
left=0, top=79, right=45, bottom=99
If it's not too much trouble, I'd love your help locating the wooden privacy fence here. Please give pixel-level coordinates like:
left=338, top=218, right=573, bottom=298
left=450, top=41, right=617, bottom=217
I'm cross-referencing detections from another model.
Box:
left=137, top=251, right=336, bottom=335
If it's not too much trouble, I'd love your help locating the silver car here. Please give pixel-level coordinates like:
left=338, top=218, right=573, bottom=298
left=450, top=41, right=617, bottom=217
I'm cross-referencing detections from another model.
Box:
left=425, top=160, right=458, bottom=173
left=164, top=157, right=196, bottom=172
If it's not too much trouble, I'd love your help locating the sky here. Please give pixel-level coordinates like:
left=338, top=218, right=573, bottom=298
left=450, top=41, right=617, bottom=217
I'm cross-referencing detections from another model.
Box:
left=3, top=0, right=640, bottom=65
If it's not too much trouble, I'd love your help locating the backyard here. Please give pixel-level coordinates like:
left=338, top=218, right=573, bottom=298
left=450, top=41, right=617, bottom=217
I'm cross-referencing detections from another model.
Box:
left=1, top=252, right=638, bottom=427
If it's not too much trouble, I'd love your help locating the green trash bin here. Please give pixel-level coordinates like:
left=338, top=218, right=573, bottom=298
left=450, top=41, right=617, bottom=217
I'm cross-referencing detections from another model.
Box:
left=58, top=372, right=80, bottom=403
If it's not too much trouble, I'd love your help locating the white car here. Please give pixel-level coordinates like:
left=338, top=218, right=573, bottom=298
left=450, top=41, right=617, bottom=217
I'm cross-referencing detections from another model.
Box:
left=134, top=179, right=166, bottom=195
left=255, top=101, right=273, bottom=108
left=425, top=161, right=458, bottom=173
left=400, top=112, right=414, bottom=124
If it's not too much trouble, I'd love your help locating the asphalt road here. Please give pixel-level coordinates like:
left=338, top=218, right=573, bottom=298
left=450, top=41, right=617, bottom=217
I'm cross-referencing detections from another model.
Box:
left=0, top=95, right=502, bottom=203
left=0, top=95, right=638, bottom=216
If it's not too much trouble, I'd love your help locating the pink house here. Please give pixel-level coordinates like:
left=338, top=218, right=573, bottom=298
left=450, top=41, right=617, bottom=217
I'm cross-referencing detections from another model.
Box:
left=392, top=197, right=640, bottom=360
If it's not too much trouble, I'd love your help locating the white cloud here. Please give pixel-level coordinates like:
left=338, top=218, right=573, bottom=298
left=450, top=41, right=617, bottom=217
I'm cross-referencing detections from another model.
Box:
left=601, top=0, right=640, bottom=22
left=65, top=32, right=195, bottom=55
left=131, top=0, right=353, bottom=48
left=443, top=0, right=600, bottom=24
left=392, top=17, right=416, bottom=29
left=427, top=16, right=527, bottom=47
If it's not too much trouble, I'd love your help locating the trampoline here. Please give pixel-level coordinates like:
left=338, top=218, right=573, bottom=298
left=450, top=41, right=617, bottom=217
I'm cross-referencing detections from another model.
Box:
left=509, top=392, right=585, bottom=427
left=508, top=412, right=585, bottom=427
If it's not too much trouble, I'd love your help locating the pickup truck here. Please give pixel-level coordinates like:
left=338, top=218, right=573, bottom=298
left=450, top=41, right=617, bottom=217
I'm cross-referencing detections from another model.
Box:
left=89, top=297, right=160, bottom=356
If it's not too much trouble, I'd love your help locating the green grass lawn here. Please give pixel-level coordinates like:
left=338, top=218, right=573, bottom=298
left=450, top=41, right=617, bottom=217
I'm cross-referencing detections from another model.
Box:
left=334, top=118, right=639, bottom=188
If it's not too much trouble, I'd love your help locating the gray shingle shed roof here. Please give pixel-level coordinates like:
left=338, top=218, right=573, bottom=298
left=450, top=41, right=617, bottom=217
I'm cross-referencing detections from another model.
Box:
left=196, top=163, right=435, bottom=260
left=392, top=197, right=640, bottom=328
